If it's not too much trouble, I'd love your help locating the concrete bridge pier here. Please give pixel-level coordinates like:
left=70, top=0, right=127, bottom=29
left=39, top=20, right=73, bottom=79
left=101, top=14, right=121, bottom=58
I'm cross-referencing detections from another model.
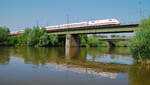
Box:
left=65, top=34, right=80, bottom=47
left=65, top=34, right=80, bottom=59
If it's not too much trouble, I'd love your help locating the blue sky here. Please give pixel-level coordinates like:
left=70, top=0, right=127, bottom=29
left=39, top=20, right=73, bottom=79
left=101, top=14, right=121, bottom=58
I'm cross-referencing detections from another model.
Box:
left=0, top=0, right=150, bottom=31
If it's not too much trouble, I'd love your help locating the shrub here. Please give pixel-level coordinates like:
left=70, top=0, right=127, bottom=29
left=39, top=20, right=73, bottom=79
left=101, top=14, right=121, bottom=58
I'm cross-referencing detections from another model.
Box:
left=80, top=35, right=88, bottom=47
left=0, top=27, right=9, bottom=44
left=130, top=16, right=150, bottom=61
left=87, top=36, right=100, bottom=47
left=49, top=35, right=58, bottom=46
left=39, top=33, right=50, bottom=46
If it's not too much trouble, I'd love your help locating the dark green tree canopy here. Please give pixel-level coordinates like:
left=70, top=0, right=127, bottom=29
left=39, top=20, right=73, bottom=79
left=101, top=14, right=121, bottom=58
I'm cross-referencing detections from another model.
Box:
left=0, top=27, right=9, bottom=42
left=130, top=16, right=150, bottom=61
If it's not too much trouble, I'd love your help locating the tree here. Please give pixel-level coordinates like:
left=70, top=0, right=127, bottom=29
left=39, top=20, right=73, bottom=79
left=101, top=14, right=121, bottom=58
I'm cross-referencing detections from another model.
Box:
left=87, top=36, right=99, bottom=47
left=49, top=35, right=58, bottom=46
left=130, top=16, right=150, bottom=61
left=39, top=33, right=50, bottom=46
left=80, top=35, right=88, bottom=47
left=26, top=27, right=45, bottom=46
left=97, top=35, right=107, bottom=38
left=111, top=35, right=120, bottom=38
left=0, top=27, right=9, bottom=42
left=8, top=36, right=18, bottom=46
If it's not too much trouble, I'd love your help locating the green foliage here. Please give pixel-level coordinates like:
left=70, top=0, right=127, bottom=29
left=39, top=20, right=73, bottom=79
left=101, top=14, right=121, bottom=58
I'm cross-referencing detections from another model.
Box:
left=115, top=41, right=129, bottom=47
left=27, top=28, right=40, bottom=45
left=24, top=28, right=59, bottom=46
left=79, top=35, right=88, bottom=47
left=12, top=27, right=59, bottom=47
left=57, top=35, right=65, bottom=46
left=0, top=26, right=129, bottom=48
left=111, top=35, right=120, bottom=38
left=0, top=27, right=10, bottom=45
left=98, top=41, right=109, bottom=47
left=17, top=34, right=25, bottom=45
left=87, top=36, right=103, bottom=47
left=39, top=33, right=50, bottom=46
left=49, top=35, right=58, bottom=46
left=87, top=36, right=98, bottom=47
left=96, top=35, right=107, bottom=38
left=130, top=16, right=150, bottom=61
left=110, top=35, right=130, bottom=47
left=7, top=36, right=18, bottom=46
left=79, top=35, right=108, bottom=47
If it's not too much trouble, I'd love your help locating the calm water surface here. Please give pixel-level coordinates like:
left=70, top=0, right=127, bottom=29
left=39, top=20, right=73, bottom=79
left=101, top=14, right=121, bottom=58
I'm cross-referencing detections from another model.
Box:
left=0, top=47, right=150, bottom=85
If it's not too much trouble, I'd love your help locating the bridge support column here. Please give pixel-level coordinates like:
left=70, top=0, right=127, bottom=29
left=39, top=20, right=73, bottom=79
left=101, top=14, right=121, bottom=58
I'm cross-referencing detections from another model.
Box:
left=108, top=41, right=115, bottom=48
left=65, top=34, right=80, bottom=48
left=65, top=34, right=80, bottom=59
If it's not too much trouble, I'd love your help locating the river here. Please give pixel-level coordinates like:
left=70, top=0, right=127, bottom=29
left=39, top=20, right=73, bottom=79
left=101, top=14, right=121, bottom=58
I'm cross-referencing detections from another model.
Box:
left=0, top=47, right=150, bottom=85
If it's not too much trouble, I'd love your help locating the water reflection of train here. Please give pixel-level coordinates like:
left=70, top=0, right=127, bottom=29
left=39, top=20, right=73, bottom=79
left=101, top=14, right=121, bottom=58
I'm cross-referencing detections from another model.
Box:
left=10, top=19, right=120, bottom=35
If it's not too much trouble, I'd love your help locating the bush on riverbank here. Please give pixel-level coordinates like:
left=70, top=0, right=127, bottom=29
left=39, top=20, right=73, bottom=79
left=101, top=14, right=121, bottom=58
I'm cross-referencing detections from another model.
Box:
left=115, top=41, right=129, bottom=47
left=79, top=35, right=88, bottom=47
left=16, top=27, right=59, bottom=47
left=0, top=27, right=11, bottom=46
left=79, top=35, right=108, bottom=47
left=0, top=27, right=60, bottom=47
left=87, top=36, right=108, bottom=47
left=130, top=16, right=150, bottom=62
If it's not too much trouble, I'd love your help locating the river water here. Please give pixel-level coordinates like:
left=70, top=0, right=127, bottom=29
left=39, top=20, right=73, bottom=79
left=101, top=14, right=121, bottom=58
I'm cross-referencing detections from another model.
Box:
left=0, top=47, right=150, bottom=85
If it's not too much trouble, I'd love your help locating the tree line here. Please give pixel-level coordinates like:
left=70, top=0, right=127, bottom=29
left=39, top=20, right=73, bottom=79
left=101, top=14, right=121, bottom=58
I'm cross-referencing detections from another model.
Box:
left=0, top=26, right=129, bottom=47
left=0, top=27, right=65, bottom=47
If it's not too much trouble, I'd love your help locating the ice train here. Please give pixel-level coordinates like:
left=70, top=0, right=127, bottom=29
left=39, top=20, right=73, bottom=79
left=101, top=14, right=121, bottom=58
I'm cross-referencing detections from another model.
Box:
left=10, top=19, right=120, bottom=35
left=45, top=19, right=120, bottom=30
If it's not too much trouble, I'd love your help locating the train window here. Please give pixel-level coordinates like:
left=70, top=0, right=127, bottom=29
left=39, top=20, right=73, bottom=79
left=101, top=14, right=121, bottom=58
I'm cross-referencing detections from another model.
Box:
left=109, top=19, right=112, bottom=21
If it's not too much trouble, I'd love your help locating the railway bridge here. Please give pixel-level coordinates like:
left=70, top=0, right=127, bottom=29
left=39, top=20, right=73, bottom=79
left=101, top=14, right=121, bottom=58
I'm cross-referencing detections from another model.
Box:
left=11, top=24, right=138, bottom=58
left=60, top=23, right=138, bottom=58
left=11, top=24, right=138, bottom=48
left=46, top=24, right=138, bottom=48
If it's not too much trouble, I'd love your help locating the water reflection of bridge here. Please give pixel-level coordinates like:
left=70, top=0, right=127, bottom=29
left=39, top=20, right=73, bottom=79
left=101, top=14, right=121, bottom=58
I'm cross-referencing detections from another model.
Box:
left=46, top=62, right=118, bottom=79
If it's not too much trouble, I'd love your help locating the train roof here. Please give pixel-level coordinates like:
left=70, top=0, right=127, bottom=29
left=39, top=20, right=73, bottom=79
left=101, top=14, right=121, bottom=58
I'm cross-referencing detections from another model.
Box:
left=45, top=18, right=119, bottom=28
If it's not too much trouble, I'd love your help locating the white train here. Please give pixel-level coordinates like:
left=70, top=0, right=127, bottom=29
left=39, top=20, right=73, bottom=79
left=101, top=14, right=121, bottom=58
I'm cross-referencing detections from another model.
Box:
left=45, top=19, right=120, bottom=30
left=11, top=19, right=120, bottom=35
left=10, top=30, right=24, bottom=35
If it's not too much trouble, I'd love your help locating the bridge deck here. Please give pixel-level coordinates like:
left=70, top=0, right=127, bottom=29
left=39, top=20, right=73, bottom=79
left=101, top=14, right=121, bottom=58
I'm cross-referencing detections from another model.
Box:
left=47, top=24, right=138, bottom=35
left=10, top=24, right=138, bottom=36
